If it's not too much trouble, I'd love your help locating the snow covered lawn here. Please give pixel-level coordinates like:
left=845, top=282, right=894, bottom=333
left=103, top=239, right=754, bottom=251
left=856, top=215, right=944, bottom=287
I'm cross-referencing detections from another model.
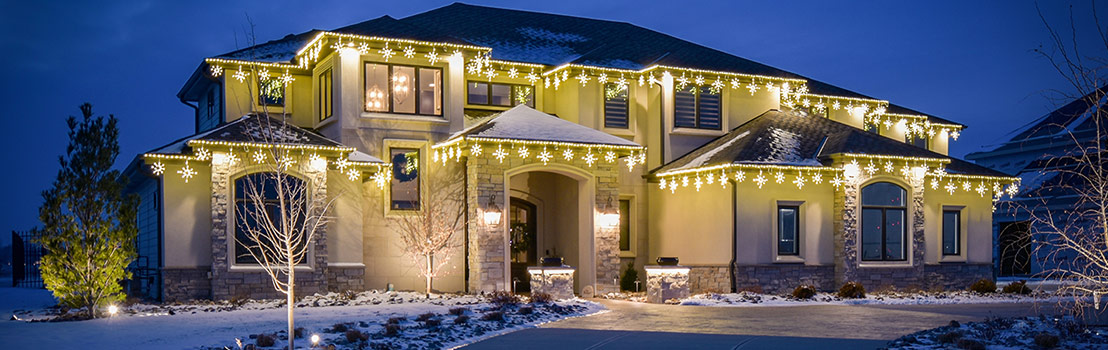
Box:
left=0, top=287, right=603, bottom=349
left=678, top=291, right=1061, bottom=307
left=886, top=316, right=1108, bottom=349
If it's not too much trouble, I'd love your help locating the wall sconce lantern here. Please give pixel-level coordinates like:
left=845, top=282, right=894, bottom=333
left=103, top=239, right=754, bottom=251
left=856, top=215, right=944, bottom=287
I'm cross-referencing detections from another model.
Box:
left=483, top=195, right=502, bottom=226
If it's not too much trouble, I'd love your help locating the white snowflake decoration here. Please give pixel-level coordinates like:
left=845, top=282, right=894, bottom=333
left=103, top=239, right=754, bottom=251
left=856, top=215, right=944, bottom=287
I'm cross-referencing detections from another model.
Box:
left=537, top=147, right=552, bottom=165
left=195, top=147, right=211, bottom=161
left=604, top=151, right=616, bottom=163
left=493, top=145, right=508, bottom=163
left=583, top=151, right=597, bottom=167
left=811, top=172, right=823, bottom=184
left=774, top=171, right=785, bottom=184
left=694, top=176, right=703, bottom=191
left=883, top=161, right=894, bottom=173
left=425, top=49, right=439, bottom=64
left=372, top=171, right=388, bottom=188
left=625, top=156, right=637, bottom=171
left=210, top=65, right=223, bottom=77
left=470, top=143, right=483, bottom=157
left=277, top=156, right=295, bottom=171
left=562, top=148, right=574, bottom=161
left=357, top=43, right=370, bottom=55
left=831, top=175, right=844, bottom=189
left=735, top=170, right=746, bottom=183
left=253, top=150, right=267, bottom=163
left=517, top=146, right=530, bottom=159
left=177, top=161, right=196, bottom=183
left=335, top=158, right=351, bottom=171
left=945, top=181, right=957, bottom=195
left=347, top=168, right=360, bottom=181
left=659, top=178, right=667, bottom=190
left=402, top=46, right=415, bottom=59
left=507, top=67, right=518, bottom=79
left=526, top=70, right=539, bottom=85
left=962, top=181, right=971, bottom=191
left=378, top=44, right=394, bottom=61
left=233, top=66, right=249, bottom=83
left=597, top=73, right=609, bottom=84
left=151, top=161, right=165, bottom=175
left=681, top=176, right=689, bottom=187
left=226, top=153, right=240, bottom=167
left=746, top=81, right=759, bottom=95
left=865, top=161, right=877, bottom=176
left=577, top=72, right=590, bottom=86
left=753, top=171, right=768, bottom=189
left=694, top=75, right=705, bottom=85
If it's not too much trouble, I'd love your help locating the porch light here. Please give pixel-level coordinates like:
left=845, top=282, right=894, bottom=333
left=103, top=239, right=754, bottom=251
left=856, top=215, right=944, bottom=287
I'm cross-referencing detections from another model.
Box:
left=597, top=212, right=620, bottom=228
left=483, top=196, right=502, bottom=226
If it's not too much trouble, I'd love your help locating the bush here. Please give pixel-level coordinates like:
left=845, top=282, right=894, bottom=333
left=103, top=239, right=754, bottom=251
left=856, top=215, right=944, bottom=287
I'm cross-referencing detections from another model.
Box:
left=1002, top=280, right=1032, bottom=295
left=416, top=312, right=436, bottom=322
left=383, top=324, right=402, bottom=337
left=837, top=282, right=866, bottom=299
left=331, top=323, right=349, bottom=333
left=518, top=306, right=533, bottom=315
left=620, top=262, right=639, bottom=291
left=1034, top=333, right=1060, bottom=348
left=255, top=333, right=276, bottom=347
left=423, top=318, right=442, bottom=327
left=791, top=285, right=817, bottom=299
left=956, top=338, right=985, bottom=350
left=481, top=311, right=505, bottom=322
left=969, top=279, right=996, bottom=294
left=454, top=315, right=470, bottom=324
left=530, top=292, right=554, bottom=304
left=386, top=317, right=405, bottom=325
left=937, top=331, right=963, bottom=344
left=294, top=327, right=305, bottom=339
left=488, top=291, right=521, bottom=307
left=736, top=285, right=764, bottom=294
left=344, top=329, right=368, bottom=342
left=449, top=307, right=467, bottom=316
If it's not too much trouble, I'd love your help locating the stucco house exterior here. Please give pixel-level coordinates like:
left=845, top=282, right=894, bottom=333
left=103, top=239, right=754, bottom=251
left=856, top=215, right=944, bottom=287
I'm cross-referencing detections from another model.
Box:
left=124, top=3, right=1018, bottom=301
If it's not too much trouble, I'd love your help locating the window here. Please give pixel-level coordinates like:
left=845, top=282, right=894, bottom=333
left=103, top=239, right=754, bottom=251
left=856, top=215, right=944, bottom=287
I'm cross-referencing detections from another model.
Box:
left=619, top=199, right=631, bottom=251
left=206, top=89, right=216, bottom=117
left=233, top=173, right=307, bottom=265
left=390, top=148, right=420, bottom=210
left=777, top=205, right=800, bottom=255
left=319, top=68, right=332, bottom=121
left=258, top=78, right=285, bottom=107
left=674, top=85, right=721, bottom=130
left=604, top=83, right=629, bottom=129
left=467, top=81, right=535, bottom=107
left=907, top=134, right=928, bottom=149
left=865, top=122, right=879, bottom=134
left=860, top=182, right=907, bottom=261
left=364, top=63, right=441, bottom=116
left=942, top=210, right=961, bottom=255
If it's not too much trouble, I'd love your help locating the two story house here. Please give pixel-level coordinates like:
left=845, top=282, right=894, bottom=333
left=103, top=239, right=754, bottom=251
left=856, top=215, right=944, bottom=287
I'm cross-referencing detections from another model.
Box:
left=125, top=3, right=1018, bottom=301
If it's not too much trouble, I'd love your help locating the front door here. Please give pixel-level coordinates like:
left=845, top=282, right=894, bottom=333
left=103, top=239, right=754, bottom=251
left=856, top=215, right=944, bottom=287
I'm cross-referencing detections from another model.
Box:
left=509, top=198, right=537, bottom=293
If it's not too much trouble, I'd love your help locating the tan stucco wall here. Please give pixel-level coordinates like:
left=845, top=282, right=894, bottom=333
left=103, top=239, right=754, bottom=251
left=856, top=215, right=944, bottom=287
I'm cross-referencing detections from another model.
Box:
left=648, top=184, right=732, bottom=266
left=161, top=161, right=213, bottom=268
left=923, top=185, right=995, bottom=265
left=733, top=182, right=836, bottom=265
left=326, top=168, right=365, bottom=265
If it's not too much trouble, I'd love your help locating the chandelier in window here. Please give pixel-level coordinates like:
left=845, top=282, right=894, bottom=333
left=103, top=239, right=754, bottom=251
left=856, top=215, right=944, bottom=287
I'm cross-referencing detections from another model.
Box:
left=366, top=85, right=384, bottom=110
left=392, top=71, right=411, bottom=102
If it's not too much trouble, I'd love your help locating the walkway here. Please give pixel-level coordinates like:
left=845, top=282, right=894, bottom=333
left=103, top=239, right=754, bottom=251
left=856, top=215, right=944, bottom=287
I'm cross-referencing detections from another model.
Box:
left=463, top=299, right=1073, bottom=349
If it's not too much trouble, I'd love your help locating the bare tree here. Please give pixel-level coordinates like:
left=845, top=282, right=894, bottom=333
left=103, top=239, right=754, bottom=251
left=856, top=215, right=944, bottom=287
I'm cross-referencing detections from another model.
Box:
left=1021, top=1, right=1108, bottom=316
left=391, top=161, right=466, bottom=296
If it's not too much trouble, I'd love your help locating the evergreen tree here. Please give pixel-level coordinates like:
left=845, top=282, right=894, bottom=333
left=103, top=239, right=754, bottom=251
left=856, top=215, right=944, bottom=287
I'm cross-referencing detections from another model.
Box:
left=38, top=103, right=138, bottom=319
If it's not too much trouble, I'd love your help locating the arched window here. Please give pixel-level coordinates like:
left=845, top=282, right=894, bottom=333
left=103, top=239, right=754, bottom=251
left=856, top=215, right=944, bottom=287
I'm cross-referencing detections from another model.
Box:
left=860, top=182, right=907, bottom=261
left=233, top=172, right=307, bottom=265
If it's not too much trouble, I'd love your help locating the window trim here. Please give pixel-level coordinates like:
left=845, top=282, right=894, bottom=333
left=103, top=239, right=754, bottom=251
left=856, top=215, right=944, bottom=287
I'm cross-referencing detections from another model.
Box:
left=673, top=85, right=722, bottom=130
left=465, top=80, right=535, bottom=108
left=941, top=209, right=961, bottom=256
left=776, top=205, right=801, bottom=256
left=773, top=200, right=805, bottom=262
left=388, top=147, right=422, bottom=211
left=618, top=196, right=637, bottom=257
left=363, top=62, right=443, bottom=117
left=604, top=83, right=630, bottom=129
left=859, top=181, right=909, bottom=262
left=383, top=139, right=428, bottom=217
left=228, top=169, right=314, bottom=268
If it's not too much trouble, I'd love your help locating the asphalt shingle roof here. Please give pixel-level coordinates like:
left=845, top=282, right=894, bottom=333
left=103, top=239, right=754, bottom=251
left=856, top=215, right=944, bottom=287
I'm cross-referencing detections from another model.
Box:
left=655, top=109, right=1008, bottom=177
left=446, top=105, right=641, bottom=147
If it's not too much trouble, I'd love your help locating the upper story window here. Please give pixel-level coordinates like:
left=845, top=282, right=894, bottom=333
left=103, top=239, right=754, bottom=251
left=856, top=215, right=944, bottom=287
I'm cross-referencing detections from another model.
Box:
left=674, top=85, right=721, bottom=130
left=233, top=172, right=307, bottom=265
left=319, top=68, right=333, bottom=121
left=258, top=78, right=285, bottom=107
left=907, top=134, right=928, bottom=149
left=390, top=148, right=420, bottom=210
left=860, top=182, right=907, bottom=261
left=467, top=81, right=534, bottom=108
left=865, top=123, right=879, bottom=134
left=604, top=83, right=629, bottom=129
left=206, top=89, right=217, bottom=117
left=942, top=209, right=961, bottom=255
left=365, top=63, right=442, bottom=116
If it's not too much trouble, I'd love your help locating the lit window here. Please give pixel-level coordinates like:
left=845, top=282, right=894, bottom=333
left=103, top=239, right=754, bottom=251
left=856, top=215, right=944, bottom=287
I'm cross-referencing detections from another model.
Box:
left=674, top=85, right=720, bottom=129
left=319, top=68, right=332, bottom=121
left=619, top=199, right=631, bottom=251
left=234, top=173, right=306, bottom=265
left=942, top=210, right=961, bottom=255
left=467, top=81, right=535, bottom=108
left=605, top=83, right=629, bottom=129
left=778, top=205, right=799, bottom=255
left=390, top=148, right=420, bottom=210
left=861, top=182, right=907, bottom=261
left=364, top=63, right=442, bottom=116
left=258, top=78, right=285, bottom=107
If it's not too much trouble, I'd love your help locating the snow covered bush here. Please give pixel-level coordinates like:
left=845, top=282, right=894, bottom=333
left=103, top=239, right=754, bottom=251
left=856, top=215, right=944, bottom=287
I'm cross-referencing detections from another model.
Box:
left=530, top=292, right=554, bottom=304
left=968, top=279, right=996, bottom=294
left=254, top=333, right=275, bottom=347
left=791, top=285, right=817, bottom=299
left=1002, top=280, right=1032, bottom=295
left=488, top=291, right=521, bottom=307
left=837, top=282, right=866, bottom=299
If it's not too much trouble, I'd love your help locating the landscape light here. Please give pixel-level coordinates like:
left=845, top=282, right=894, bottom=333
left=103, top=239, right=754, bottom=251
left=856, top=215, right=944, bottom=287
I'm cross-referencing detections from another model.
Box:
left=310, top=334, right=320, bottom=347
left=107, top=305, right=118, bottom=316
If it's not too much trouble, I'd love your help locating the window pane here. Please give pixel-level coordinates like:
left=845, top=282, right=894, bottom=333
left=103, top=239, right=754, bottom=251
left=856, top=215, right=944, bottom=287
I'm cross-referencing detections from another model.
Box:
left=233, top=173, right=307, bottom=265
left=908, top=134, right=928, bottom=148
left=604, top=83, right=629, bottom=129
left=391, top=66, right=416, bottom=114
left=320, top=68, right=332, bottom=120
left=468, top=81, right=489, bottom=104
left=619, top=199, right=631, bottom=251
left=943, top=211, right=960, bottom=255
left=861, top=182, right=906, bottom=207
left=698, top=86, right=721, bottom=129
left=490, top=83, right=512, bottom=106
left=885, top=209, right=905, bottom=260
left=861, top=208, right=883, bottom=260
left=674, top=86, right=697, bottom=128
left=418, top=68, right=441, bottom=115
left=390, top=148, right=420, bottom=210
left=365, top=63, right=389, bottom=112
left=258, top=78, right=284, bottom=106
left=513, top=85, right=534, bottom=107
left=778, top=207, right=798, bottom=255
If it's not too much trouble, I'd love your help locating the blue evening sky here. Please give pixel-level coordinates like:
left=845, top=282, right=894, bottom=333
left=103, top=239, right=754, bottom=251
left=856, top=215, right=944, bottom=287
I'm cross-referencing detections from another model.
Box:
left=0, top=0, right=1104, bottom=243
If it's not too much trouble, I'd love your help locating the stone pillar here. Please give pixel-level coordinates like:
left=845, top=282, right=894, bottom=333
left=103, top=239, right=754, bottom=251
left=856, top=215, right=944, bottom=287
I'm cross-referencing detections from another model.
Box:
left=646, top=266, right=690, bottom=303
left=833, top=179, right=859, bottom=286
left=593, top=163, right=621, bottom=295
left=528, top=266, right=576, bottom=300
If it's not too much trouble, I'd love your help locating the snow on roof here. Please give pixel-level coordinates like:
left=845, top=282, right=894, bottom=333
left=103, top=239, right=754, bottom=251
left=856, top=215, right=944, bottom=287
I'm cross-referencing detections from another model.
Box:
left=450, top=105, right=641, bottom=147
left=348, top=150, right=385, bottom=163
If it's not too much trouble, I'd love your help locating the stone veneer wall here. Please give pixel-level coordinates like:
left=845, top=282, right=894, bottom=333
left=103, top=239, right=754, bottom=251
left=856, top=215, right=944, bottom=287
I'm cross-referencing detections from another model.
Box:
left=733, top=264, right=835, bottom=294
left=207, top=154, right=332, bottom=300
left=327, top=265, right=366, bottom=292
left=923, top=263, right=993, bottom=291
left=163, top=267, right=212, bottom=301
left=465, top=152, right=622, bottom=294
left=687, top=265, right=732, bottom=293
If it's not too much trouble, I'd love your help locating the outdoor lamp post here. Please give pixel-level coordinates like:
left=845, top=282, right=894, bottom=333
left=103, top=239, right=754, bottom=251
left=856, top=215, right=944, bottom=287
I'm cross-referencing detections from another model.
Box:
left=483, top=195, right=502, bottom=226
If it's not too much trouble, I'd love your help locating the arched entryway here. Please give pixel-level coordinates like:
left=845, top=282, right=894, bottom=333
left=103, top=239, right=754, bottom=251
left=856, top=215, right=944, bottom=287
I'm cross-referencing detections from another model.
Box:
left=504, top=164, right=596, bottom=294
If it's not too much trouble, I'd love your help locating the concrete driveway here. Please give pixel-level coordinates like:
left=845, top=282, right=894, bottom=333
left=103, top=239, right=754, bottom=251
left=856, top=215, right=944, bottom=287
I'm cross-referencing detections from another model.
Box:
left=463, top=299, right=1075, bottom=349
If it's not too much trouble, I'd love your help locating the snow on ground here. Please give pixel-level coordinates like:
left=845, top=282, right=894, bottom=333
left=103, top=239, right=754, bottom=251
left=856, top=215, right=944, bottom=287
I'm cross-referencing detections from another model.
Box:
left=0, top=287, right=603, bottom=350
left=887, top=316, right=1108, bottom=349
left=679, top=291, right=1063, bottom=307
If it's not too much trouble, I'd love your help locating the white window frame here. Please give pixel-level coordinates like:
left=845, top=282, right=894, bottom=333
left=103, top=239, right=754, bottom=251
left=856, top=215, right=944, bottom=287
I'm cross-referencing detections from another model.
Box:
left=773, top=200, right=805, bottom=263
